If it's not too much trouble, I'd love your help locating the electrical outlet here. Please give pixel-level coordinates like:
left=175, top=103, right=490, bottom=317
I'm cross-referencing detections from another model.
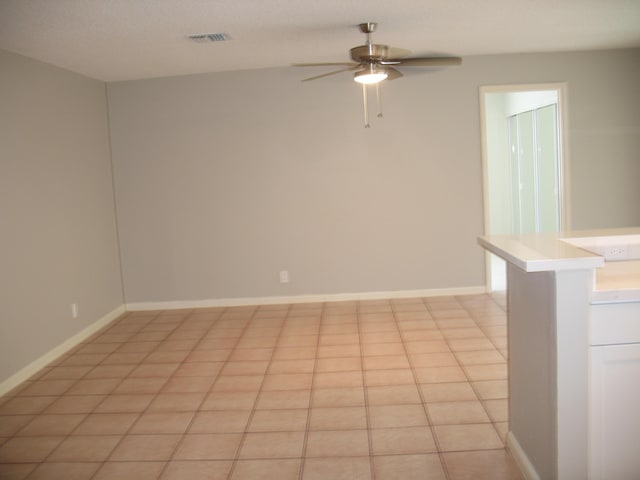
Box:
left=71, top=303, right=79, bottom=319
left=279, top=270, right=290, bottom=283
left=603, top=245, right=629, bottom=261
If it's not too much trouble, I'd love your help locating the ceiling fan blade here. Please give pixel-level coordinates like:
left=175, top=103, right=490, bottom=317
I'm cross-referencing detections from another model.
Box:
left=386, top=47, right=411, bottom=59
left=382, top=56, right=462, bottom=67
left=384, top=67, right=404, bottom=80
left=293, top=62, right=358, bottom=67
left=301, top=66, right=359, bottom=82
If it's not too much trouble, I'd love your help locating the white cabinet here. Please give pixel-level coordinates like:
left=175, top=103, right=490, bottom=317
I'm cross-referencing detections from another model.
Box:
left=590, top=342, right=640, bottom=479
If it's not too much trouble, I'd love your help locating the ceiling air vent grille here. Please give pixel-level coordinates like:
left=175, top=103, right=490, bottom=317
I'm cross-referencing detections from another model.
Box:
left=187, top=33, right=230, bottom=43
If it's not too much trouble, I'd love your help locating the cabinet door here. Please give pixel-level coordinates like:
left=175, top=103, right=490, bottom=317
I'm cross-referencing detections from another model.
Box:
left=590, top=343, right=640, bottom=479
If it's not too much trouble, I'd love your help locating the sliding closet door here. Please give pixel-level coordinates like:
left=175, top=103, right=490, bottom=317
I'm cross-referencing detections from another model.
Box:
left=536, top=104, right=560, bottom=232
left=508, top=105, right=560, bottom=234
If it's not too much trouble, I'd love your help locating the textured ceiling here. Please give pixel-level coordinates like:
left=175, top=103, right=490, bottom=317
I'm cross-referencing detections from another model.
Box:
left=1, top=0, right=639, bottom=82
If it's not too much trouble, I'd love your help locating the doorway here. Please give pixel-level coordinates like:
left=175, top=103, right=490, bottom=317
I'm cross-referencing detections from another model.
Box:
left=480, top=84, right=570, bottom=290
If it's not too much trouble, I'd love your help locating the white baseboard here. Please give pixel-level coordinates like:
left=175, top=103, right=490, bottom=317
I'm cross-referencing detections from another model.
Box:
left=0, top=304, right=126, bottom=397
left=506, top=431, right=542, bottom=480
left=126, top=286, right=487, bottom=311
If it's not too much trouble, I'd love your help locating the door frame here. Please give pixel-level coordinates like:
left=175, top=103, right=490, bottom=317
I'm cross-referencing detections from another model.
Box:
left=479, top=83, right=571, bottom=291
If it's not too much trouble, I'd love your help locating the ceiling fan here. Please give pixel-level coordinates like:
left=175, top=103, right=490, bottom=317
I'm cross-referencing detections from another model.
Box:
left=293, top=22, right=462, bottom=127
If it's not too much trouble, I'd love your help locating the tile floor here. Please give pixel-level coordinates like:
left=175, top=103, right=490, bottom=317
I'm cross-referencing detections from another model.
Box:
left=0, top=294, right=523, bottom=479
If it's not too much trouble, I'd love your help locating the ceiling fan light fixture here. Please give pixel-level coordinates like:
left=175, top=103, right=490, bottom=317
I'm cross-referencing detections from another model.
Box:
left=353, top=66, right=388, bottom=84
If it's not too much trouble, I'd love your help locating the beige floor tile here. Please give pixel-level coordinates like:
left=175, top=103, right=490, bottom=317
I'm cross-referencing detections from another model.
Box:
left=16, top=414, right=85, bottom=436
left=268, top=359, right=315, bottom=374
left=40, top=366, right=93, bottom=380
left=0, top=396, right=57, bottom=415
left=262, top=373, right=313, bottom=391
left=0, top=415, right=35, bottom=437
left=94, top=461, right=167, bottom=480
left=44, top=395, right=106, bottom=414
left=362, top=342, right=406, bottom=356
left=463, top=364, right=508, bottom=381
left=473, top=380, right=508, bottom=400
left=366, top=384, right=422, bottom=405
left=0, top=296, right=519, bottom=480
left=48, top=434, right=121, bottom=461
left=18, top=380, right=75, bottom=396
left=314, top=357, right=361, bottom=373
left=483, top=399, right=509, bottom=422
left=113, top=377, right=167, bottom=394
left=255, top=389, right=311, bottom=410
left=0, top=463, right=37, bottom=480
left=305, top=429, right=369, bottom=457
left=200, top=391, right=258, bottom=411
left=302, top=456, right=371, bottom=480
left=427, top=400, right=491, bottom=425
left=368, top=404, right=428, bottom=429
left=230, top=458, right=300, bottom=480
left=211, top=375, right=264, bottom=393
left=187, top=349, right=232, bottom=362
left=312, top=387, right=366, bottom=407
left=314, top=371, right=363, bottom=389
left=410, top=352, right=460, bottom=367
left=371, top=426, right=437, bottom=454
left=229, top=348, right=274, bottom=362
left=319, top=333, right=360, bottom=346
left=84, top=364, right=137, bottom=379
left=448, top=338, right=497, bottom=352
left=365, top=369, right=415, bottom=387
left=222, top=361, right=270, bottom=376
left=148, top=392, right=205, bottom=412
left=110, top=434, right=181, bottom=461
left=238, top=431, right=305, bottom=459
left=271, top=346, right=317, bottom=360
left=363, top=355, right=410, bottom=370
left=161, top=460, right=232, bottom=480
left=374, top=453, right=446, bottom=480
left=361, top=331, right=402, bottom=344
left=162, top=376, right=216, bottom=393
left=26, top=462, right=101, bottom=480
left=443, top=449, right=523, bottom=479
left=65, top=378, right=121, bottom=395
left=72, top=413, right=139, bottom=435
left=433, top=423, right=504, bottom=451
left=316, top=344, right=361, bottom=359
left=248, top=409, right=308, bottom=432
left=130, top=411, right=195, bottom=434
left=420, top=382, right=478, bottom=402
left=309, top=406, right=367, bottom=430
left=277, top=335, right=318, bottom=347
left=94, top=394, right=154, bottom=413
left=188, top=410, right=252, bottom=434
left=402, top=339, right=450, bottom=353
left=0, top=436, right=64, bottom=462
left=174, top=433, right=243, bottom=460
left=414, top=366, right=467, bottom=384
left=173, top=361, right=224, bottom=377
left=455, top=349, right=506, bottom=366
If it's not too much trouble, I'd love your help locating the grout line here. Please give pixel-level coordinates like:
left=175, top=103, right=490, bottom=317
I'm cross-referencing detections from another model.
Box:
left=297, top=302, right=324, bottom=480
left=226, top=303, right=294, bottom=479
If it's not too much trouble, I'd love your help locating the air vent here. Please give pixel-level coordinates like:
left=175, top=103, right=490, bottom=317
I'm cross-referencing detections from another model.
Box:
left=187, top=33, right=231, bottom=43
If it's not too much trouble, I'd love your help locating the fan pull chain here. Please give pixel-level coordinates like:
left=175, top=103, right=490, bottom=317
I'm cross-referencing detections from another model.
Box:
left=376, top=83, right=383, bottom=118
left=362, top=84, right=370, bottom=128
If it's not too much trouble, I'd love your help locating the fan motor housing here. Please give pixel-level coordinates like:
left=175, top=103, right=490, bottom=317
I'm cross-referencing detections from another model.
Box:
left=350, top=44, right=389, bottom=62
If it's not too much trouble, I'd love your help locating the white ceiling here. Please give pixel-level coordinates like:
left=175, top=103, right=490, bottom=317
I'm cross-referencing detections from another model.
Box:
left=1, top=0, right=639, bottom=82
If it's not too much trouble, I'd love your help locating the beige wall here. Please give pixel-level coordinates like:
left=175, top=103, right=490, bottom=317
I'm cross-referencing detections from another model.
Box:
left=107, top=48, right=640, bottom=304
left=0, top=50, right=124, bottom=383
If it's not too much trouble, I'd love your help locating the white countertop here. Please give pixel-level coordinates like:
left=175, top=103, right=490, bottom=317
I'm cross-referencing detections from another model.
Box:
left=478, top=227, right=640, bottom=303
left=478, top=232, right=605, bottom=272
